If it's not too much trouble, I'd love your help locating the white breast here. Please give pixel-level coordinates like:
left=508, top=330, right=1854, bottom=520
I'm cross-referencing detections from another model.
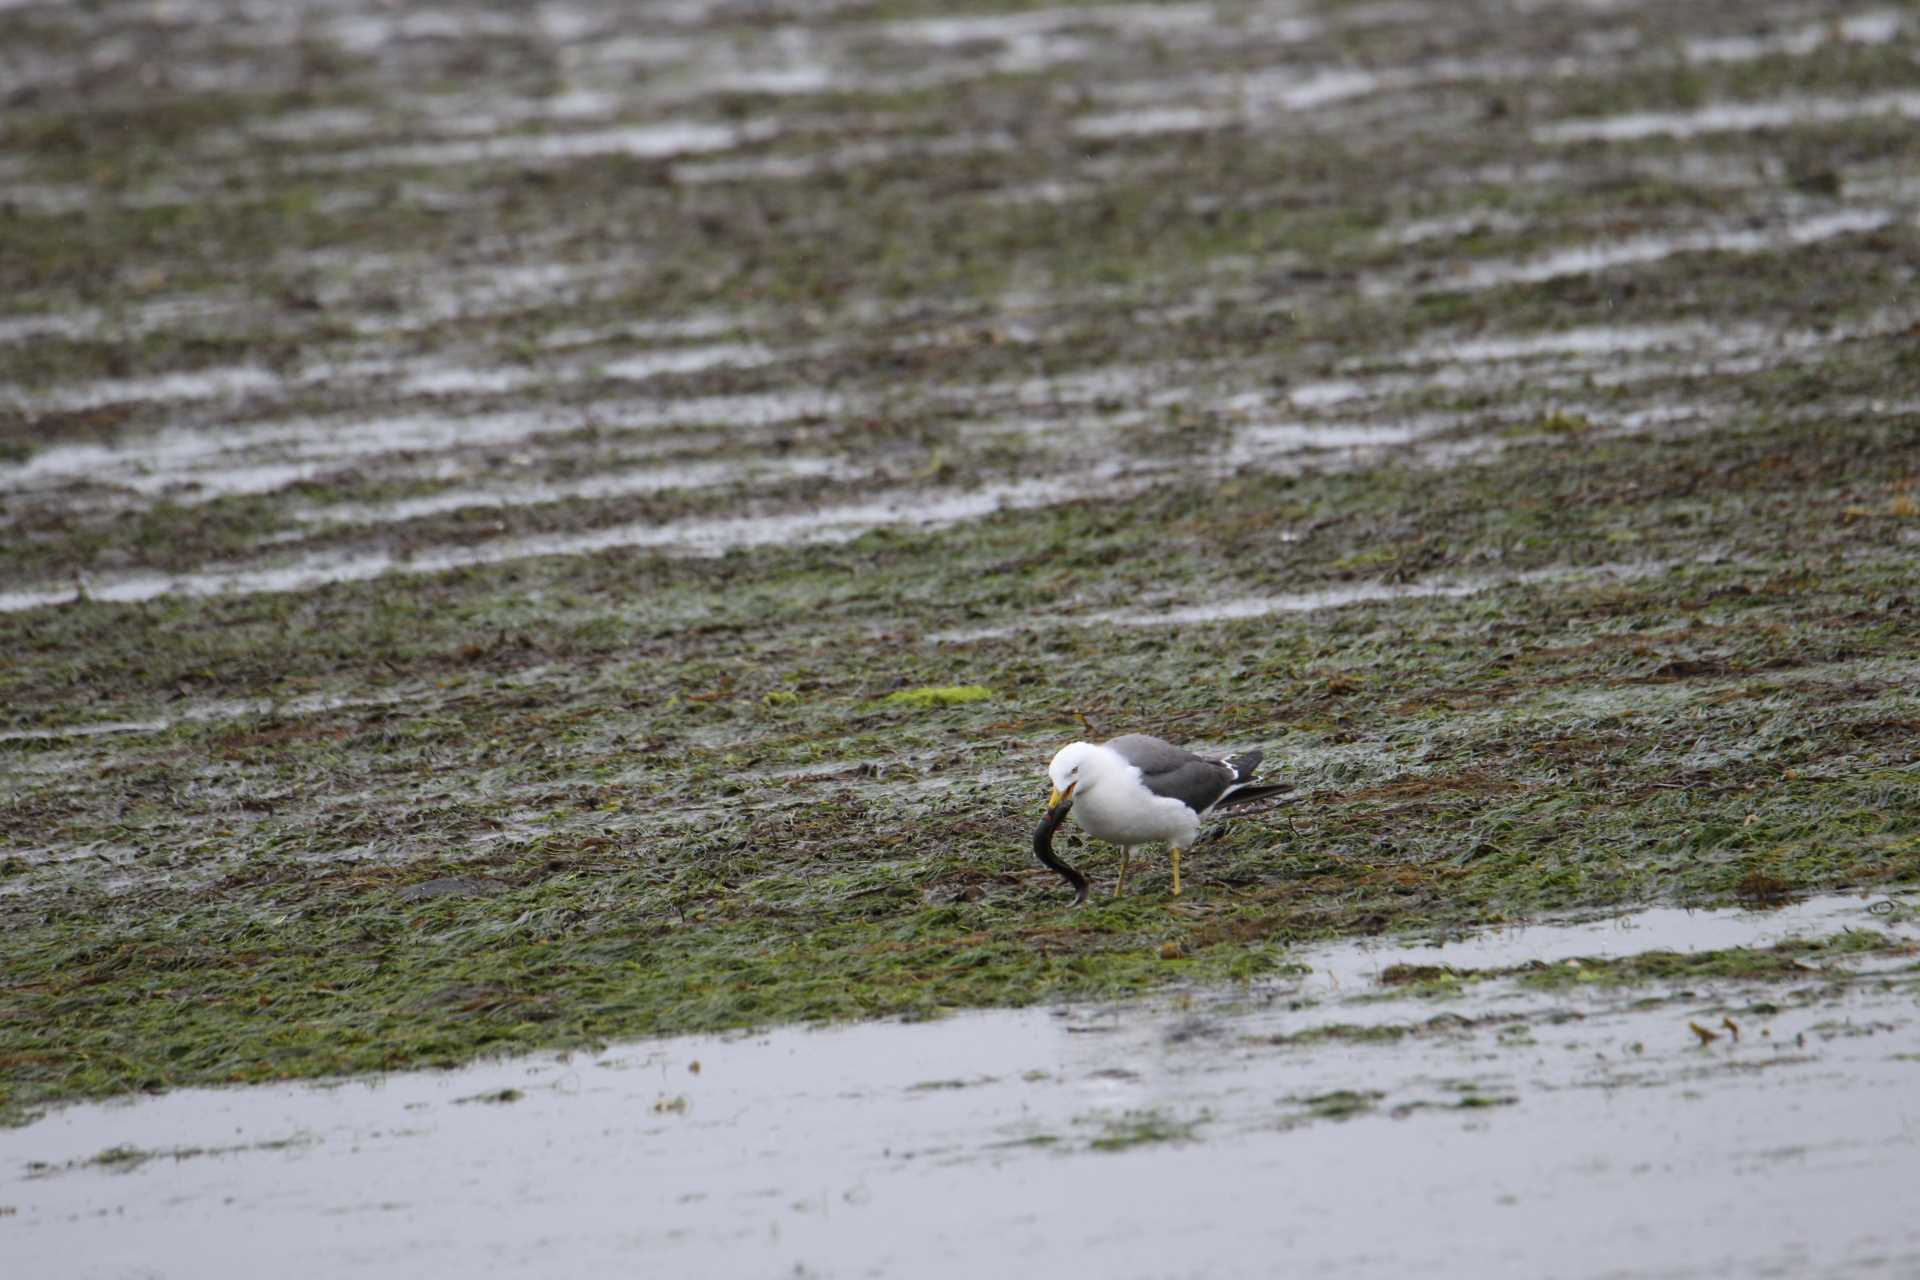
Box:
left=1072, top=747, right=1203, bottom=847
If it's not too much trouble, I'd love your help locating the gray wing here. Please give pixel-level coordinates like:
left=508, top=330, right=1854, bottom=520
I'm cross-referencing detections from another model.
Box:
left=1105, top=734, right=1237, bottom=815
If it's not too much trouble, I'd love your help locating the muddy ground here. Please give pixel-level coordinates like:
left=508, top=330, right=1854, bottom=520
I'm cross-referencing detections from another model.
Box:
left=6, top=891, right=1918, bottom=1276
left=2, top=0, right=1918, bottom=1192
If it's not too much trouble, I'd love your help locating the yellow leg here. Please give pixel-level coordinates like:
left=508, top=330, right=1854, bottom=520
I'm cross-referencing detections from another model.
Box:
left=1115, top=846, right=1132, bottom=897
left=1171, top=846, right=1182, bottom=897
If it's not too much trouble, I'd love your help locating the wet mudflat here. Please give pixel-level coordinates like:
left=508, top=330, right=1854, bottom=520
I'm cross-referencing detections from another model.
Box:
left=6, top=891, right=1918, bottom=1277
left=2, top=0, right=1919, bottom=1269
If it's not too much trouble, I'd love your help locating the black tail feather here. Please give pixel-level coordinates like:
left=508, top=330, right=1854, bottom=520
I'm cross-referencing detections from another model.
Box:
left=1214, top=782, right=1292, bottom=810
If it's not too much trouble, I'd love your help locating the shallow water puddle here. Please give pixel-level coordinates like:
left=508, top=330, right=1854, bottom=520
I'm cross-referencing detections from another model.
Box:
left=598, top=340, right=780, bottom=381
left=0, top=473, right=1157, bottom=613
left=5, top=891, right=1914, bottom=1277
left=673, top=130, right=1019, bottom=184
left=291, top=454, right=853, bottom=527
left=0, top=389, right=848, bottom=504
left=1071, top=67, right=1406, bottom=137
left=1397, top=209, right=1895, bottom=293
left=1075, top=24, right=1805, bottom=142
left=0, top=408, right=560, bottom=502
left=878, top=3, right=1218, bottom=48
left=386, top=342, right=787, bottom=394
left=1305, top=892, right=1916, bottom=994
left=933, top=558, right=1673, bottom=642
left=0, top=296, right=246, bottom=346
left=1683, top=9, right=1905, bottom=63
left=1378, top=209, right=1533, bottom=248
left=310, top=119, right=778, bottom=171
left=383, top=88, right=626, bottom=137
left=3, top=365, right=282, bottom=415
left=0, top=687, right=425, bottom=744
left=1227, top=417, right=1434, bottom=453
left=1536, top=91, right=1920, bottom=144
left=340, top=260, right=650, bottom=336
left=1289, top=310, right=1900, bottom=408
left=935, top=580, right=1476, bottom=642
left=1071, top=106, right=1239, bottom=139
left=321, top=6, right=555, bottom=54
left=0, top=378, right=1715, bottom=614
left=1391, top=322, right=1715, bottom=367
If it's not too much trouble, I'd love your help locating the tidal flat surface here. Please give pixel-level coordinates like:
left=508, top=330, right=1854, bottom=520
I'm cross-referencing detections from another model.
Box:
left=7, top=891, right=1918, bottom=1278
left=2, top=0, right=1919, bottom=1270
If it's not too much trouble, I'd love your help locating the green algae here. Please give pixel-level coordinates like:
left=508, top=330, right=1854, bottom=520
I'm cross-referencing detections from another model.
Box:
left=3, top=0, right=1920, bottom=1129
left=1087, top=1108, right=1205, bottom=1152
left=883, top=685, right=995, bottom=708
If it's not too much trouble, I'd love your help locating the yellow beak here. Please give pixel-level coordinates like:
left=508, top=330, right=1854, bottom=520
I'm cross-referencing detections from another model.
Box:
left=1047, top=781, right=1077, bottom=808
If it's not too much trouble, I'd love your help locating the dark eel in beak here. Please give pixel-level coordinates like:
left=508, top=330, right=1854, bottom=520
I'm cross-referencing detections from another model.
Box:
left=1032, top=795, right=1086, bottom=906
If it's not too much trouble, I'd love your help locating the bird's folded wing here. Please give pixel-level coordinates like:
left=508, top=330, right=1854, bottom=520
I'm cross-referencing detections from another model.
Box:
left=1107, top=735, right=1236, bottom=813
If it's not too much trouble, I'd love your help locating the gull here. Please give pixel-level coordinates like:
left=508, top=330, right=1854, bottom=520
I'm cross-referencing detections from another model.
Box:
left=1041, top=734, right=1287, bottom=900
